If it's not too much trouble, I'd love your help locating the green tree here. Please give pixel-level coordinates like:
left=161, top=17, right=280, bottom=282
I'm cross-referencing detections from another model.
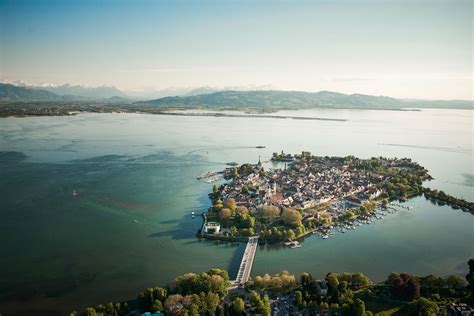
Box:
left=411, top=297, right=438, bottom=316
left=295, top=290, right=303, bottom=307
left=85, top=308, right=97, bottom=316
left=327, top=273, right=339, bottom=290
left=466, top=259, right=474, bottom=296
left=319, top=302, right=329, bottom=310
left=232, top=297, right=245, bottom=314
left=151, top=300, right=163, bottom=312
left=445, top=274, right=468, bottom=289
left=354, top=298, right=366, bottom=316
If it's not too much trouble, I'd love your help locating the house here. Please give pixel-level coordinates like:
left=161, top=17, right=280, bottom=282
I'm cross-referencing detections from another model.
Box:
left=447, top=303, right=474, bottom=316
left=203, top=222, right=221, bottom=234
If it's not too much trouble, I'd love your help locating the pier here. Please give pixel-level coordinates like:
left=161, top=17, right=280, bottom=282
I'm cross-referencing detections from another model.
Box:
left=234, top=236, right=259, bottom=286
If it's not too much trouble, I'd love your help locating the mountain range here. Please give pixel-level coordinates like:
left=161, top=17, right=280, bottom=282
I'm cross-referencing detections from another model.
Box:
left=39, top=84, right=128, bottom=99
left=1, top=82, right=472, bottom=110
left=136, top=90, right=473, bottom=110
left=0, top=83, right=131, bottom=102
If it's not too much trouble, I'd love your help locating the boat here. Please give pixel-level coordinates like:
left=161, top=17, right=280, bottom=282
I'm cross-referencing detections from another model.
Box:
left=322, top=235, right=329, bottom=239
left=133, top=219, right=138, bottom=223
left=226, top=162, right=239, bottom=166
left=285, top=240, right=300, bottom=247
left=191, top=211, right=195, bottom=216
left=73, top=189, right=78, bottom=197
left=256, top=146, right=266, bottom=149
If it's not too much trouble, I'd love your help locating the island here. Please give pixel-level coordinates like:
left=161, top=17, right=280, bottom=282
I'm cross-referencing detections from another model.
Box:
left=199, top=152, right=473, bottom=244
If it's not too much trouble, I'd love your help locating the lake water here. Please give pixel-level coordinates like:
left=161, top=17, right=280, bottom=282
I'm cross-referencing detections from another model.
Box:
left=0, top=109, right=472, bottom=314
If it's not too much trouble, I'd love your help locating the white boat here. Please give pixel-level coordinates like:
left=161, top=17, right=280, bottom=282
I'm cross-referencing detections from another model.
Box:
left=191, top=211, right=195, bottom=216
left=73, top=189, right=78, bottom=197
left=322, top=235, right=329, bottom=239
left=286, top=240, right=300, bottom=247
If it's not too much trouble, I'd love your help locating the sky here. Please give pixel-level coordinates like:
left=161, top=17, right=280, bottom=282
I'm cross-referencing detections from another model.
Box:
left=0, top=0, right=472, bottom=100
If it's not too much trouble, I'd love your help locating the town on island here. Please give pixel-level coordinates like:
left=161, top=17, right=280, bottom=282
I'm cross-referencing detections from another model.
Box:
left=199, top=152, right=472, bottom=245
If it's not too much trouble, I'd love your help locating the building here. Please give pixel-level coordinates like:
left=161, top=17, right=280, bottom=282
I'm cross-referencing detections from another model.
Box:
left=203, top=222, right=221, bottom=234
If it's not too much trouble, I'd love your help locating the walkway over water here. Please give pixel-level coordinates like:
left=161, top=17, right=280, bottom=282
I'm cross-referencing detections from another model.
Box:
left=234, top=236, right=259, bottom=285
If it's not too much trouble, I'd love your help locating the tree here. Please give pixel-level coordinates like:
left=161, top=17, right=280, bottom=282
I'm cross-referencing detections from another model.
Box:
left=213, top=184, right=218, bottom=193
left=389, top=273, right=420, bottom=301
left=445, top=274, right=468, bottom=289
left=232, top=297, right=245, bottom=315
left=260, top=205, right=280, bottom=223
left=352, top=272, right=370, bottom=289
left=224, top=198, right=237, bottom=211
left=295, top=290, right=303, bottom=307
left=410, top=297, right=438, bottom=316
left=164, top=294, right=184, bottom=315
left=85, top=308, right=97, bottom=316
left=281, top=208, right=302, bottom=227
left=285, top=229, right=296, bottom=240
left=326, top=273, right=339, bottom=290
left=300, top=272, right=321, bottom=298
left=466, top=259, right=474, bottom=296
left=219, top=208, right=232, bottom=224
left=235, top=206, right=249, bottom=216
left=353, top=298, right=366, bottom=316
left=319, top=302, right=329, bottom=310
left=151, top=300, right=163, bottom=312
left=204, top=292, right=220, bottom=313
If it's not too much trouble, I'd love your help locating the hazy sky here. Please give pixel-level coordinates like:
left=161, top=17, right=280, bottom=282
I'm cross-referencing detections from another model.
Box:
left=1, top=0, right=472, bottom=99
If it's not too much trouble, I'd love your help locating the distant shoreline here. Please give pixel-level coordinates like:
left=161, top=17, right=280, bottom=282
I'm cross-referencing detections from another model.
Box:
left=157, top=111, right=348, bottom=122
left=1, top=103, right=473, bottom=119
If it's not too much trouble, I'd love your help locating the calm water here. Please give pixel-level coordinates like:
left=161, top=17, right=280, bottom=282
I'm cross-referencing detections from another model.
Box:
left=0, top=109, right=472, bottom=314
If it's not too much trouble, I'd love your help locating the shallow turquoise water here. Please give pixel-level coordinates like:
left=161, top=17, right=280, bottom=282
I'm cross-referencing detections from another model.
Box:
left=0, top=109, right=472, bottom=313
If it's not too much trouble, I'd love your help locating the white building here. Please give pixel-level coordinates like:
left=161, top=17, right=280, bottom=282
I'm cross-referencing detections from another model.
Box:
left=203, top=222, right=221, bottom=234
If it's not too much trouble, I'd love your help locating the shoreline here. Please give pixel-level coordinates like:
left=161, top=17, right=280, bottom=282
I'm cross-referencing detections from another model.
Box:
left=1, top=104, right=472, bottom=119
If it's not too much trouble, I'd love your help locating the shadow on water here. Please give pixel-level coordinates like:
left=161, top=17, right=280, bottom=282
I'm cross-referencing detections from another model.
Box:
left=226, top=242, right=247, bottom=280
